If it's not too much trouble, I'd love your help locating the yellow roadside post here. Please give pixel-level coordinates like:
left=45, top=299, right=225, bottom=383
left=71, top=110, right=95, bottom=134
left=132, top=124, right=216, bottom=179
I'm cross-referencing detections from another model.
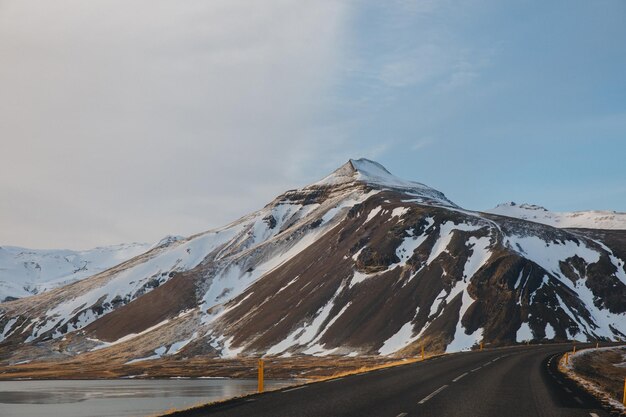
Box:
left=421, top=345, right=425, bottom=360
left=480, top=342, right=483, bottom=352
left=573, top=344, right=576, bottom=354
left=623, top=378, right=626, bottom=406
left=258, top=359, right=264, bottom=393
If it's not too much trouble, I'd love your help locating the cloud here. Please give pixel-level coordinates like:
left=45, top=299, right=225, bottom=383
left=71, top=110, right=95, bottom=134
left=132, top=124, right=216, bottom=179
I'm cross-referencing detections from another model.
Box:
left=0, top=0, right=351, bottom=249
left=411, top=138, right=434, bottom=151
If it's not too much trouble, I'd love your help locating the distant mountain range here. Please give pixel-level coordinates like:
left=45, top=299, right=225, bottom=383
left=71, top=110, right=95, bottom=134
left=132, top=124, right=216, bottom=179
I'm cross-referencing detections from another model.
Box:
left=486, top=202, right=626, bottom=230
left=1, top=159, right=625, bottom=366
left=0, top=243, right=151, bottom=302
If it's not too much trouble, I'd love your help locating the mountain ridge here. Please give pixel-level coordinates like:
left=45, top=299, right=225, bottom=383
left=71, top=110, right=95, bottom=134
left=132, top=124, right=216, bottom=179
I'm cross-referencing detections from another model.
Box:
left=1, top=159, right=625, bottom=368
left=0, top=242, right=151, bottom=302
left=486, top=201, right=626, bottom=230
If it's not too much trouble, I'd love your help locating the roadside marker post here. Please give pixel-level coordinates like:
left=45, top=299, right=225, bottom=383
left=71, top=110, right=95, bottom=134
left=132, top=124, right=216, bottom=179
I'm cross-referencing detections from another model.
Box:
left=480, top=342, right=483, bottom=352
left=623, top=378, right=626, bottom=406
left=258, top=359, right=265, bottom=393
left=421, top=345, right=425, bottom=361
left=565, top=352, right=569, bottom=365
left=595, top=342, right=599, bottom=349
left=573, top=344, right=576, bottom=354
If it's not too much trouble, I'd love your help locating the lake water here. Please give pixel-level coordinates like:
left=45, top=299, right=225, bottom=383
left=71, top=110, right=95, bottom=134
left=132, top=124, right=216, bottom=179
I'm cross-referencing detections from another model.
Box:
left=0, top=378, right=294, bottom=417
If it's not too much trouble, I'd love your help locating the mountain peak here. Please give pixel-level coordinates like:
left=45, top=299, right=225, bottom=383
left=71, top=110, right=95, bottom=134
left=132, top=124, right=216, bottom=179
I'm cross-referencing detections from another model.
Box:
left=349, top=157, right=392, bottom=174
left=312, top=158, right=456, bottom=207
left=316, top=158, right=393, bottom=185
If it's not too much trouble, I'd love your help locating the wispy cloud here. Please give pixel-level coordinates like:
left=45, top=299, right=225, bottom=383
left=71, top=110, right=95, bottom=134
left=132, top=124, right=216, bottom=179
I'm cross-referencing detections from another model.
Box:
left=411, top=138, right=434, bottom=151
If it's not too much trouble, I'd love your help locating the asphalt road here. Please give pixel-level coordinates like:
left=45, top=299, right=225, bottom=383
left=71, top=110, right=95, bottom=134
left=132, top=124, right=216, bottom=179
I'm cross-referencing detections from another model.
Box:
left=168, top=345, right=616, bottom=417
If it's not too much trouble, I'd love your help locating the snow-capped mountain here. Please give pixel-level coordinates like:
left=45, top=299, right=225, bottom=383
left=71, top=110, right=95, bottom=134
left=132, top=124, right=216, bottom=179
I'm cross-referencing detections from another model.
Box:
left=1, top=159, right=625, bottom=366
left=0, top=243, right=151, bottom=302
left=486, top=202, right=626, bottom=230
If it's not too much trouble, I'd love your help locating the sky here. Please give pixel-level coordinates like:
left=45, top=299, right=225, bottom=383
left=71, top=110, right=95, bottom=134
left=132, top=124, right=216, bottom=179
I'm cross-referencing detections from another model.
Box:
left=1, top=0, right=625, bottom=249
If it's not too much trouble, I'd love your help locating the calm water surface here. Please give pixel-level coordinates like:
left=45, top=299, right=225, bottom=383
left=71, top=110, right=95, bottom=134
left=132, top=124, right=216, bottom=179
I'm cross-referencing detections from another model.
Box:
left=0, top=378, right=294, bottom=417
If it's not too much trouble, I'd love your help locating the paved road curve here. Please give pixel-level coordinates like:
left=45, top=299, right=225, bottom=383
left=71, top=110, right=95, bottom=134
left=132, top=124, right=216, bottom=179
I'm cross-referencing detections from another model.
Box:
left=167, top=345, right=616, bottom=417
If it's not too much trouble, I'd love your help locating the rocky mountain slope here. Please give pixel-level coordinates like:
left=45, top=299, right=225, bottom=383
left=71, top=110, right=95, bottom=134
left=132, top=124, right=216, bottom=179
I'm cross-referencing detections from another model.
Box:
left=487, top=202, right=626, bottom=230
left=1, top=159, right=625, bottom=366
left=0, top=243, right=151, bottom=302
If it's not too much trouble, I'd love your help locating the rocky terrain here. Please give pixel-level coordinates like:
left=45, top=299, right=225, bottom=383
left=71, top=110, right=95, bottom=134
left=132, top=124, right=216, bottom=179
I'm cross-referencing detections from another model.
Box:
left=1, top=159, right=625, bottom=373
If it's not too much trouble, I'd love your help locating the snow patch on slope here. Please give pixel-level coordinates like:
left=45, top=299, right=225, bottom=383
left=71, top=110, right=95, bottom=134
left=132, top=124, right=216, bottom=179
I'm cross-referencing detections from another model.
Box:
left=517, top=322, right=533, bottom=342
left=349, top=270, right=378, bottom=288
left=505, top=235, right=600, bottom=277
left=266, top=284, right=346, bottom=355
left=364, top=206, right=383, bottom=223
left=379, top=308, right=422, bottom=355
left=392, top=217, right=434, bottom=269
left=463, top=236, right=492, bottom=279
left=427, top=222, right=484, bottom=265
left=447, top=325, right=483, bottom=353
left=379, top=322, right=415, bottom=355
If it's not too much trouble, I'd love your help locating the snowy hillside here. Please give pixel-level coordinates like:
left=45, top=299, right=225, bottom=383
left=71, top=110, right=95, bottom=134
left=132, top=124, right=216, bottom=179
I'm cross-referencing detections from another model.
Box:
left=486, top=202, right=626, bottom=230
left=0, top=243, right=151, bottom=302
left=0, top=160, right=380, bottom=349
left=1, top=159, right=625, bottom=366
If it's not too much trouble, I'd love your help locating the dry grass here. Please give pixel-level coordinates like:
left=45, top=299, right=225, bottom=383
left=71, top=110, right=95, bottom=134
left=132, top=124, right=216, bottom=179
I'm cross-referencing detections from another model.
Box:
left=559, top=346, right=626, bottom=415
left=570, top=348, right=626, bottom=403
left=0, top=354, right=412, bottom=380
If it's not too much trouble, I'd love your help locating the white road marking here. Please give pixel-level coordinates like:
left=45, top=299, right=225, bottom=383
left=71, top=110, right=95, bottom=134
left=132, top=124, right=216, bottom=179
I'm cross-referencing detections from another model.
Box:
left=418, top=385, right=449, bottom=404
left=283, top=386, right=305, bottom=393
left=245, top=399, right=256, bottom=402
left=564, top=387, right=572, bottom=393
left=471, top=367, right=482, bottom=372
left=574, top=397, right=583, bottom=404
left=453, top=372, right=468, bottom=382
left=590, top=413, right=600, bottom=417
left=492, top=356, right=502, bottom=362
left=396, top=413, right=408, bottom=417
